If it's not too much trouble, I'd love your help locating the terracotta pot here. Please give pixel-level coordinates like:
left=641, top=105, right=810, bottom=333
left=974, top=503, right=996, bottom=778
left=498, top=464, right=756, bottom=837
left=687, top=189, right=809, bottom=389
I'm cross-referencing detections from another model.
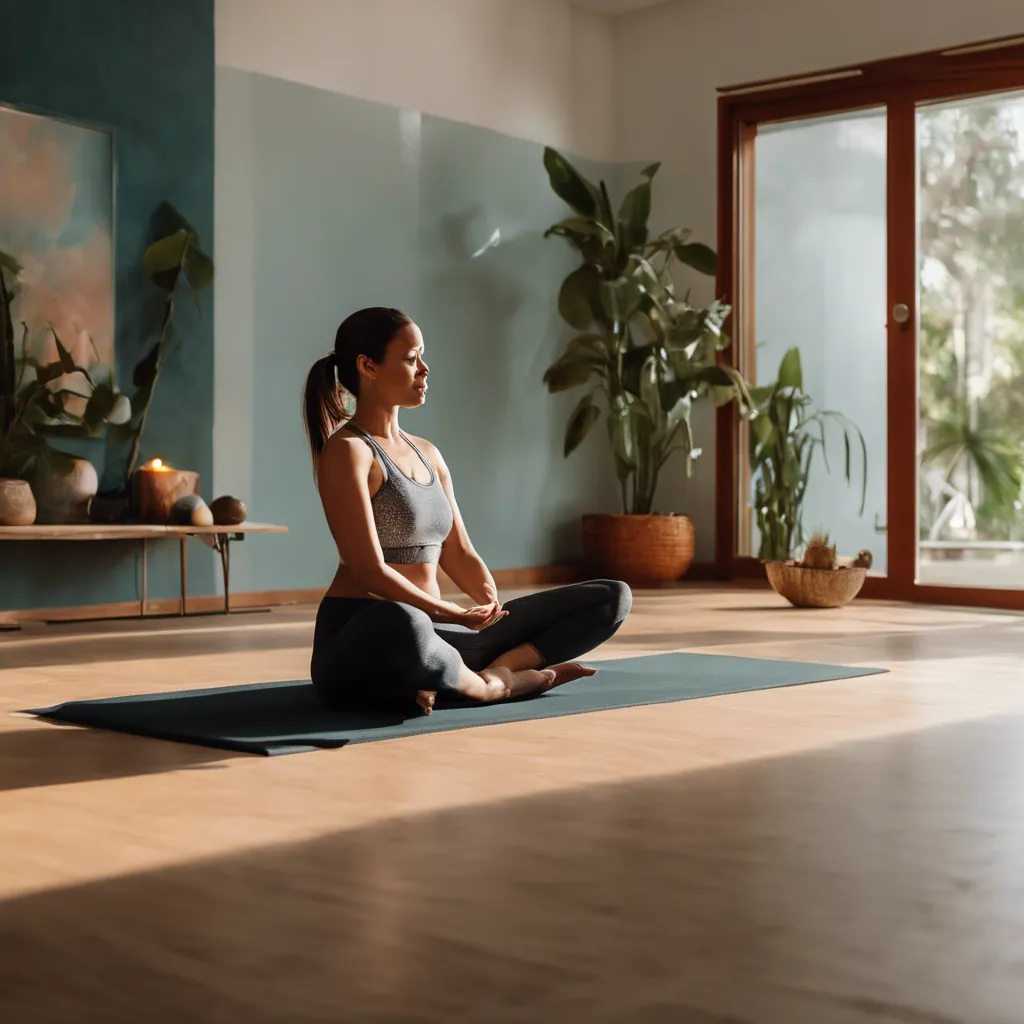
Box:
left=581, top=513, right=694, bottom=584
left=764, top=561, right=867, bottom=608
left=0, top=478, right=37, bottom=526
left=31, top=458, right=98, bottom=524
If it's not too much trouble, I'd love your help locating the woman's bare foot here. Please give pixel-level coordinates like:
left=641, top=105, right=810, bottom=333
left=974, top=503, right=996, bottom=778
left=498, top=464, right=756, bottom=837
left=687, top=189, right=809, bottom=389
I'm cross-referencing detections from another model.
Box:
left=547, top=662, right=597, bottom=686
left=415, top=690, right=436, bottom=715
left=478, top=666, right=557, bottom=701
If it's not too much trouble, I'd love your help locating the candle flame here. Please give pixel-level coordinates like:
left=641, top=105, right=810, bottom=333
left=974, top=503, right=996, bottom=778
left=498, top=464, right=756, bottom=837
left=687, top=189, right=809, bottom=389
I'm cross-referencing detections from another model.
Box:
left=142, top=458, right=173, bottom=472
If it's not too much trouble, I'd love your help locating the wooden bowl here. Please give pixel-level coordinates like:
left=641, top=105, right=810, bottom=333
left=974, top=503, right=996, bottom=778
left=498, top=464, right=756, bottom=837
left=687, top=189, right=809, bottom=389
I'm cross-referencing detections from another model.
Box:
left=765, top=561, right=867, bottom=608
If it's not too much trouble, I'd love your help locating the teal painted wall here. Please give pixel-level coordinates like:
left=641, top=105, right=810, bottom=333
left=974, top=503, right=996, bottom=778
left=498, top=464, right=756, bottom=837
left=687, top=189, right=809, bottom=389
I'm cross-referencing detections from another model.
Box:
left=0, top=0, right=214, bottom=611
left=215, top=69, right=626, bottom=595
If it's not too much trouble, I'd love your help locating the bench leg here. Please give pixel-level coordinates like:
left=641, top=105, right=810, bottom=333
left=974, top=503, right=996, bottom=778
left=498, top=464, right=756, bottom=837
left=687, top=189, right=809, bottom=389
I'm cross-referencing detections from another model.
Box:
left=141, top=538, right=148, bottom=617
left=179, top=536, right=188, bottom=616
left=219, top=535, right=231, bottom=614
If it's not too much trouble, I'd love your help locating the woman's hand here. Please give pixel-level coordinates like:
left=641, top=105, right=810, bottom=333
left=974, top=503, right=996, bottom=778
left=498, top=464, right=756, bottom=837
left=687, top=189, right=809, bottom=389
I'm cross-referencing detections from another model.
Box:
left=435, top=600, right=507, bottom=631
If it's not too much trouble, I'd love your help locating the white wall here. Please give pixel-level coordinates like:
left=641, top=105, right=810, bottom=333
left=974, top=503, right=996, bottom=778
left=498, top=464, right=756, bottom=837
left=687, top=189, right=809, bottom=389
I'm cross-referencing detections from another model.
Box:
left=613, top=0, right=1024, bottom=559
left=215, top=0, right=614, bottom=160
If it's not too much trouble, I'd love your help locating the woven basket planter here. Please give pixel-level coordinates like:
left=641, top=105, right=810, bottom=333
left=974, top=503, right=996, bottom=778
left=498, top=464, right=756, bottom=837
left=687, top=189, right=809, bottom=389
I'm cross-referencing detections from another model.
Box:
left=581, top=513, right=694, bottom=584
left=765, top=561, right=867, bottom=608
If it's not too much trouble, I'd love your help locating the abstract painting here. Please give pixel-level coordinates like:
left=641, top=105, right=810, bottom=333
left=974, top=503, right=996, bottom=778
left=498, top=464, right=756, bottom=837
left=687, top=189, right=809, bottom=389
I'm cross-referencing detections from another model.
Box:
left=0, top=103, right=114, bottom=369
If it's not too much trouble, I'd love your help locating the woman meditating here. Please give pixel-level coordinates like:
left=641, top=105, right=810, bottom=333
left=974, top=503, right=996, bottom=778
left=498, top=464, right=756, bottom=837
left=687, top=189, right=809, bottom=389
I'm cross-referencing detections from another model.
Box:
left=303, top=307, right=632, bottom=715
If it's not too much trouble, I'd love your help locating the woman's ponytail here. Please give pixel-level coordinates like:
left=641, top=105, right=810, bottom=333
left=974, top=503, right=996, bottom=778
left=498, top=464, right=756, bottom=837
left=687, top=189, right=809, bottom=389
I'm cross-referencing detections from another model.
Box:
left=304, top=307, right=412, bottom=474
left=303, top=353, right=348, bottom=470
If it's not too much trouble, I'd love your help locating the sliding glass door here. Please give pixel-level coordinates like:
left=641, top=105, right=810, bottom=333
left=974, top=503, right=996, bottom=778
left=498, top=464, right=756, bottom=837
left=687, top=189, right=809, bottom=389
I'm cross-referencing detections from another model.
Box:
left=721, top=38, right=1024, bottom=608
left=916, top=91, right=1024, bottom=590
left=741, top=109, right=889, bottom=576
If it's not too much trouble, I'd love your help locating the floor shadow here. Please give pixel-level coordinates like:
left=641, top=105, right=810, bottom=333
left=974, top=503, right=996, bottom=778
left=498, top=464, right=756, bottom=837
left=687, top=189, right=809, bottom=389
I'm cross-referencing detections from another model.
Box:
left=0, top=725, right=241, bottom=792
left=1, top=712, right=1021, bottom=1022
left=0, top=622, right=314, bottom=670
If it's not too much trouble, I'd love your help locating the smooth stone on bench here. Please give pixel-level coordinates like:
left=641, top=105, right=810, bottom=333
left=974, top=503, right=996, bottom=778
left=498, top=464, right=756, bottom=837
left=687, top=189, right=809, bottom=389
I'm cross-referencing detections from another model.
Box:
left=210, top=495, right=247, bottom=526
left=171, top=495, right=214, bottom=527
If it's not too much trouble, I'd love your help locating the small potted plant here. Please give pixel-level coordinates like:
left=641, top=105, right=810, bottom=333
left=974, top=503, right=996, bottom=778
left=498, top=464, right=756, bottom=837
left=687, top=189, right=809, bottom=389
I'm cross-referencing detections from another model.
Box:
left=750, top=347, right=870, bottom=607
left=541, top=149, right=751, bottom=583
left=765, top=532, right=873, bottom=608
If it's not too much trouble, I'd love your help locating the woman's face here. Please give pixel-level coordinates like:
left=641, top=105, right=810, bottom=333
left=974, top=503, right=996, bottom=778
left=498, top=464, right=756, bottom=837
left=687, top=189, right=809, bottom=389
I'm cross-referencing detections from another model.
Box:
left=361, top=323, right=429, bottom=408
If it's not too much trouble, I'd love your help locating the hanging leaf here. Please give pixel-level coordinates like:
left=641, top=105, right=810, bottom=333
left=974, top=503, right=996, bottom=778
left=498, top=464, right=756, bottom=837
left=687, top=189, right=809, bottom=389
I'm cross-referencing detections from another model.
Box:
left=144, top=230, right=191, bottom=276
left=558, top=265, right=601, bottom=330
left=543, top=353, right=598, bottom=393
left=543, top=148, right=602, bottom=220
left=183, top=246, right=214, bottom=293
left=674, top=242, right=718, bottom=277
left=564, top=394, right=602, bottom=456
left=563, top=333, right=610, bottom=365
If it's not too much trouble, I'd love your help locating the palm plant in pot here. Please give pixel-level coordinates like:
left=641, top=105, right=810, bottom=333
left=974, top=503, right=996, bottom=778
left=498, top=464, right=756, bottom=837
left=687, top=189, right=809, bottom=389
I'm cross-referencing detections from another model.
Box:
left=541, top=149, right=751, bottom=582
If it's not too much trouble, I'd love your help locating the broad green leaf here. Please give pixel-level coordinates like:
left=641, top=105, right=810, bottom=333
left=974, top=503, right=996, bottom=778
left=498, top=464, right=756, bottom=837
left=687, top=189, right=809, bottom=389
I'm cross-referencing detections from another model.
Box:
left=639, top=354, right=661, bottom=421
left=558, top=265, right=601, bottom=330
left=144, top=230, right=191, bottom=276
left=776, top=347, right=803, bottom=390
left=564, top=333, right=610, bottom=364
left=617, top=180, right=651, bottom=249
left=544, top=218, right=615, bottom=244
left=564, top=394, right=602, bottom=456
left=666, top=395, right=691, bottom=433
left=599, top=276, right=643, bottom=323
left=184, top=245, right=214, bottom=293
left=641, top=162, right=661, bottom=180
left=543, top=353, right=597, bottom=393
left=674, top=242, right=718, bottom=277
left=543, top=147, right=602, bottom=220
left=608, top=407, right=637, bottom=467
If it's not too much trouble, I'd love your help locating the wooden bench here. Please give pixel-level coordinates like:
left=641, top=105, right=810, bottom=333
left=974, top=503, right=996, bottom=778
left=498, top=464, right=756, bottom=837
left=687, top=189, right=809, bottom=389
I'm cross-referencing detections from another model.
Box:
left=0, top=522, right=288, bottom=620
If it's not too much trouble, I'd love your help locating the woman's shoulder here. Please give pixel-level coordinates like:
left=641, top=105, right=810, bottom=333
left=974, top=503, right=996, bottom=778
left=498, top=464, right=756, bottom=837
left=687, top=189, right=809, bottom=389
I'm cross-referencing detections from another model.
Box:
left=321, top=426, right=374, bottom=465
left=406, top=432, right=446, bottom=470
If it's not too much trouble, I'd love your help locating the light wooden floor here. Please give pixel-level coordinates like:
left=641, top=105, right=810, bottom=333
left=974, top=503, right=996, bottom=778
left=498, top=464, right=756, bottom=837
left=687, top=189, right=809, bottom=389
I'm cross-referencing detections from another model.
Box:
left=2, top=584, right=1023, bottom=1023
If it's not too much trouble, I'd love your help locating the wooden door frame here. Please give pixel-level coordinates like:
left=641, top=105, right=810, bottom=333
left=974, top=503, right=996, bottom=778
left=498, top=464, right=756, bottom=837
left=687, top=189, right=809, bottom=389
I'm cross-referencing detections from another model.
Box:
left=714, top=34, right=1024, bottom=611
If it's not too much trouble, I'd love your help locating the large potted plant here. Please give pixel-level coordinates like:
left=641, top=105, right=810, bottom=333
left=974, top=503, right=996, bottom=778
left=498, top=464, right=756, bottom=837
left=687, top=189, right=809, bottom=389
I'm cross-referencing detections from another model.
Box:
left=541, top=149, right=750, bottom=582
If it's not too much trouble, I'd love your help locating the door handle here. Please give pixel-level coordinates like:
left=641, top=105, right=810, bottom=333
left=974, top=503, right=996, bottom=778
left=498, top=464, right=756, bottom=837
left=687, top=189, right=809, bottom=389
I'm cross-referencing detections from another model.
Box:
left=891, top=303, right=911, bottom=331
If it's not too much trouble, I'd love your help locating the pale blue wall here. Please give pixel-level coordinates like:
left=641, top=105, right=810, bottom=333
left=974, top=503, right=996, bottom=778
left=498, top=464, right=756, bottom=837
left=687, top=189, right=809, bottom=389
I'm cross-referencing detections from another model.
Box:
left=215, top=69, right=626, bottom=595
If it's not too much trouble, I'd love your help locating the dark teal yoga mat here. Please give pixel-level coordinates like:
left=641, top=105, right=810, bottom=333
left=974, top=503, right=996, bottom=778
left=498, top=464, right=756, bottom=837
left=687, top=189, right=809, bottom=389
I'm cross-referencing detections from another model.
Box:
left=28, top=653, right=884, bottom=756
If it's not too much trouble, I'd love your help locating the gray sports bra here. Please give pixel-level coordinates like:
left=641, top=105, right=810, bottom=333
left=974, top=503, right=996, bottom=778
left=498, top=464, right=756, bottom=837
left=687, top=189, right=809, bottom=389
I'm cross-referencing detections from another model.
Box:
left=345, top=423, right=454, bottom=564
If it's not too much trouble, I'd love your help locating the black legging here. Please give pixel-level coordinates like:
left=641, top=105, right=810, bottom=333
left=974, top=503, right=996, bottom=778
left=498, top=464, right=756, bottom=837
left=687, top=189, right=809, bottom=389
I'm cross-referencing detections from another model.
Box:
left=310, top=579, right=631, bottom=712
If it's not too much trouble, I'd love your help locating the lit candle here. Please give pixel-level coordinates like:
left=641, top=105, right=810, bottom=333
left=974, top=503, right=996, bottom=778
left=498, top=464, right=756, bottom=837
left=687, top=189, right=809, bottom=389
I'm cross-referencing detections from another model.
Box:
left=133, top=458, right=200, bottom=523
